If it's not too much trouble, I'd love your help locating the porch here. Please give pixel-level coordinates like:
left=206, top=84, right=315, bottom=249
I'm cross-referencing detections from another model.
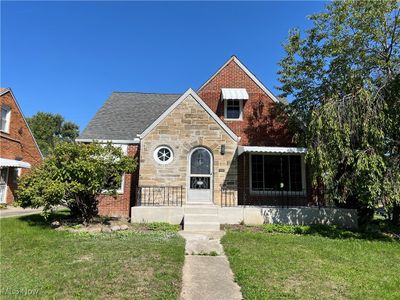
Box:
left=130, top=146, right=359, bottom=229
left=135, top=145, right=313, bottom=208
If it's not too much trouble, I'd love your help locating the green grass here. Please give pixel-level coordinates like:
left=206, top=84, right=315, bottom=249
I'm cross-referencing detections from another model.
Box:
left=0, top=213, right=185, bottom=299
left=222, top=224, right=400, bottom=299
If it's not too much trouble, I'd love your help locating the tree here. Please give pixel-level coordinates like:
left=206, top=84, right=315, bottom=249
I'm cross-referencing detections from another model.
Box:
left=277, top=0, right=400, bottom=224
left=27, top=112, right=80, bottom=156
left=16, top=142, right=137, bottom=224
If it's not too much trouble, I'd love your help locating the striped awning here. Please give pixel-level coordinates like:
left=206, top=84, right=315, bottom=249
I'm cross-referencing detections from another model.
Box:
left=238, top=146, right=307, bottom=155
left=0, top=158, right=31, bottom=169
left=221, top=88, right=249, bottom=100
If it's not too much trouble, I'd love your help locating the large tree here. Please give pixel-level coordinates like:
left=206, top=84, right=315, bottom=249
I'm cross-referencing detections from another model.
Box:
left=27, top=112, right=79, bottom=156
left=16, top=142, right=137, bottom=224
left=278, top=0, right=400, bottom=224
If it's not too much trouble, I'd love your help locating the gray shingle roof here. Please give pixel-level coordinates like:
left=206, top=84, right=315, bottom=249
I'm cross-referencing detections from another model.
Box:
left=79, top=92, right=181, bottom=140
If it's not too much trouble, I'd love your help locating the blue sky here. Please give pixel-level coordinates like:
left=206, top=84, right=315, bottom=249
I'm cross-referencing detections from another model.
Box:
left=1, top=1, right=326, bottom=130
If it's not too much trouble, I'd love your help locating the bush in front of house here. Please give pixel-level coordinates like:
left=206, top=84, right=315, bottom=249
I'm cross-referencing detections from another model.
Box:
left=16, top=142, right=137, bottom=224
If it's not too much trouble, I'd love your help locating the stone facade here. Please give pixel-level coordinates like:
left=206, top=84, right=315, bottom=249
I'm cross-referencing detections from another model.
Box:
left=139, top=94, right=238, bottom=205
left=0, top=90, right=42, bottom=204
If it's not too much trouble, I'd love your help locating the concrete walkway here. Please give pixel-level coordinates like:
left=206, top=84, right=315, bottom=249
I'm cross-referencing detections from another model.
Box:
left=179, top=231, right=242, bottom=300
left=0, top=206, right=43, bottom=218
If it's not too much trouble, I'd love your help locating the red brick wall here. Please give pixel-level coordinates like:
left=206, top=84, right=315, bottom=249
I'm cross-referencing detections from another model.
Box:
left=97, top=144, right=140, bottom=218
left=198, top=59, right=293, bottom=146
left=1, top=90, right=42, bottom=204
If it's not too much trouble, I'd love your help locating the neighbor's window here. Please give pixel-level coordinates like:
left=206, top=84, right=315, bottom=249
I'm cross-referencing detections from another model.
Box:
left=251, top=155, right=303, bottom=192
left=1, top=106, right=11, bottom=133
left=225, top=99, right=242, bottom=119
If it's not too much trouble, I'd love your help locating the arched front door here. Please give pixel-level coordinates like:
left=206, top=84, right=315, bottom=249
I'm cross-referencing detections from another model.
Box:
left=187, top=147, right=213, bottom=203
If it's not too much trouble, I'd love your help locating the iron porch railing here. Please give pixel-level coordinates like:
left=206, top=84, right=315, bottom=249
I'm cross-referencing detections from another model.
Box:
left=136, top=186, right=183, bottom=206
left=221, top=185, right=312, bottom=207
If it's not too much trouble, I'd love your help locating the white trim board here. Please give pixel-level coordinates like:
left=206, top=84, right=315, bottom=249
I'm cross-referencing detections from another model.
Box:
left=138, top=88, right=239, bottom=142
left=238, top=146, right=307, bottom=156
left=75, top=138, right=140, bottom=144
left=197, top=56, right=284, bottom=104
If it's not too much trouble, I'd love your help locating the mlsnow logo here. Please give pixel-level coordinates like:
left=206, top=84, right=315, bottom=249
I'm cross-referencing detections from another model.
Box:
left=0, top=287, right=40, bottom=296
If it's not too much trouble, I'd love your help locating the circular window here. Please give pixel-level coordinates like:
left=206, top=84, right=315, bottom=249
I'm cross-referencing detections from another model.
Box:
left=153, top=146, right=173, bottom=164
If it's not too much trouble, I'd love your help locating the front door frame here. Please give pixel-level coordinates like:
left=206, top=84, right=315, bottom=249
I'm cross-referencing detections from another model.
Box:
left=0, top=167, right=9, bottom=204
left=186, top=147, right=214, bottom=204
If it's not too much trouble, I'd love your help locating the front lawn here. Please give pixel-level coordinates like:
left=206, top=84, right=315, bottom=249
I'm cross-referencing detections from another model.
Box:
left=0, top=213, right=185, bottom=299
left=222, top=225, right=400, bottom=299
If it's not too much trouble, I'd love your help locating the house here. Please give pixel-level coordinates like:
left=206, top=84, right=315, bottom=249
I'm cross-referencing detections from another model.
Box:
left=78, top=56, right=357, bottom=229
left=0, top=88, right=43, bottom=205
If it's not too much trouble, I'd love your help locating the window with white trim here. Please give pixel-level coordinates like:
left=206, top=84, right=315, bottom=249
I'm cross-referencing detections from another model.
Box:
left=1, top=106, right=11, bottom=133
left=117, top=174, right=125, bottom=194
left=102, top=143, right=127, bottom=194
left=251, top=154, right=304, bottom=192
left=224, top=99, right=242, bottom=120
left=153, top=146, right=173, bottom=164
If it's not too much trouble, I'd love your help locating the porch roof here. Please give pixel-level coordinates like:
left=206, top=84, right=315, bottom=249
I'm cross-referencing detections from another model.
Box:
left=0, top=158, right=31, bottom=169
left=237, top=146, right=307, bottom=155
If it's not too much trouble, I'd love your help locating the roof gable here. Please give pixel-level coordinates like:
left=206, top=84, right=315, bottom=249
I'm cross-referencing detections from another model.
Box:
left=197, top=56, right=284, bottom=104
left=0, top=88, right=43, bottom=158
left=139, top=89, right=239, bottom=142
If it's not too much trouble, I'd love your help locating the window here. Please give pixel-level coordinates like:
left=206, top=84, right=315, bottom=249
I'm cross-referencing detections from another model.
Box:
left=101, top=143, right=127, bottom=194
left=1, top=106, right=11, bottom=133
left=190, top=148, right=211, bottom=174
left=153, top=146, right=173, bottom=164
left=224, top=99, right=242, bottom=120
left=105, top=174, right=125, bottom=194
left=251, top=155, right=304, bottom=192
left=117, top=174, right=125, bottom=194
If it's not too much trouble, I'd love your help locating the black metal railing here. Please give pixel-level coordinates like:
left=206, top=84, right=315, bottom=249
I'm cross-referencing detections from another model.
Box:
left=136, top=186, right=183, bottom=206
left=221, top=185, right=312, bottom=207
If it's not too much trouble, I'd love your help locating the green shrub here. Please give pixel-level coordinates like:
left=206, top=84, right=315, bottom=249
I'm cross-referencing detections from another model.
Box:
left=16, top=142, right=137, bottom=224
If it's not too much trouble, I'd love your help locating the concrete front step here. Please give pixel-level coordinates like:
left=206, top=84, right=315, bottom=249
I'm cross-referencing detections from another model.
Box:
left=183, top=205, right=219, bottom=215
left=184, top=222, right=220, bottom=232
left=185, top=213, right=219, bottom=223
left=183, top=205, right=221, bottom=231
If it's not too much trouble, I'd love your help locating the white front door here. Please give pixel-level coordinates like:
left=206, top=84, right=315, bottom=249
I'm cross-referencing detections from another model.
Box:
left=0, top=168, right=9, bottom=204
left=187, top=147, right=213, bottom=203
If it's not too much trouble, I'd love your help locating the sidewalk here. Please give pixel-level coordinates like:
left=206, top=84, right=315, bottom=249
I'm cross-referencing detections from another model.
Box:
left=0, top=206, right=43, bottom=218
left=179, top=231, right=242, bottom=300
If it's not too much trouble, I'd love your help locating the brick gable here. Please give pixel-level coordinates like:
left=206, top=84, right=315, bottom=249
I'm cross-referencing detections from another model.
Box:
left=198, top=58, right=293, bottom=146
left=1, top=90, right=43, bottom=204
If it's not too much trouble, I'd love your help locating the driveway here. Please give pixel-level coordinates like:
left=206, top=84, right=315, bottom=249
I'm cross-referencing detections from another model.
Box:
left=0, top=206, right=43, bottom=218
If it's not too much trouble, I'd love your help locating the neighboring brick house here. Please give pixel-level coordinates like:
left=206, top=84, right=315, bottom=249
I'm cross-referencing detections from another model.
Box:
left=78, top=56, right=309, bottom=219
left=0, top=88, right=43, bottom=205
